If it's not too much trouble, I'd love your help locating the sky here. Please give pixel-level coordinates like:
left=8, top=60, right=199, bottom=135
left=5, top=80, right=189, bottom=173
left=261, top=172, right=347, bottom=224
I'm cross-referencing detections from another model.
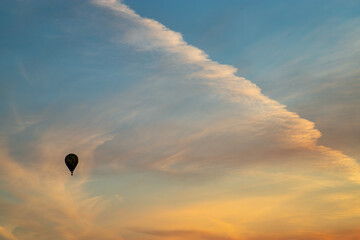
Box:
left=1, top=0, right=360, bottom=239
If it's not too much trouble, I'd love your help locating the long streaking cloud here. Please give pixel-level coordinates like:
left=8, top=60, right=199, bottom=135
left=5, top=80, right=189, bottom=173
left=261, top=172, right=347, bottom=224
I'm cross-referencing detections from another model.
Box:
left=90, top=0, right=360, bottom=181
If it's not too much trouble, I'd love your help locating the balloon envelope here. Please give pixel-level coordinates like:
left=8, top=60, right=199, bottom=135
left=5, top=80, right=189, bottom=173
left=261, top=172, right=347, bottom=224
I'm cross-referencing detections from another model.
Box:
left=65, top=153, right=78, bottom=176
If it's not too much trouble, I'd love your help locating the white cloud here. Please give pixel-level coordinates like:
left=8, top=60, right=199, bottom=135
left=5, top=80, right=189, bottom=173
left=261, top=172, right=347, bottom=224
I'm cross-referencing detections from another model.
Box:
left=90, top=0, right=360, bottom=181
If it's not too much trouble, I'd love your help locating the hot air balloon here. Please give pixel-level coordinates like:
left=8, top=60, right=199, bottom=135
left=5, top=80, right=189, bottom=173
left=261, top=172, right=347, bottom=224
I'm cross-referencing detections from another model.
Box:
left=65, top=153, right=78, bottom=176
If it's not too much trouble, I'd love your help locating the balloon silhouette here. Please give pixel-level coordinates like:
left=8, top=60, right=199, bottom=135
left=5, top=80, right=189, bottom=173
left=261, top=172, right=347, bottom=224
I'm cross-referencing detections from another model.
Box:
left=65, top=153, right=78, bottom=176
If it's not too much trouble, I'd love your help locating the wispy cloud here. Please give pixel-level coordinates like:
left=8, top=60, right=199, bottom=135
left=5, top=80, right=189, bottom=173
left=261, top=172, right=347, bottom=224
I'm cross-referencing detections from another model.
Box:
left=1, top=1, right=359, bottom=239
left=133, top=228, right=234, bottom=240
left=0, top=226, right=17, bottom=240
left=244, top=18, right=360, bottom=160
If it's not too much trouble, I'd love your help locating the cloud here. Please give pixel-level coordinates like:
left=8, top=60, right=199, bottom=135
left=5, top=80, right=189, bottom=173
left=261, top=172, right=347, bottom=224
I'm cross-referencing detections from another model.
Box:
left=0, top=142, right=120, bottom=240
left=246, top=229, right=360, bottom=240
left=238, top=17, right=360, bottom=160
left=133, top=228, right=234, bottom=240
left=114, top=194, right=123, bottom=201
left=0, top=227, right=17, bottom=240
left=132, top=228, right=360, bottom=240
left=91, top=0, right=360, bottom=181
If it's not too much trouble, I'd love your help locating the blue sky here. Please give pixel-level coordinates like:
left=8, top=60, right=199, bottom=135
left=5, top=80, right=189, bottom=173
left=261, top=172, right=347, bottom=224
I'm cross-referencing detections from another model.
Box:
left=1, top=1, right=360, bottom=239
